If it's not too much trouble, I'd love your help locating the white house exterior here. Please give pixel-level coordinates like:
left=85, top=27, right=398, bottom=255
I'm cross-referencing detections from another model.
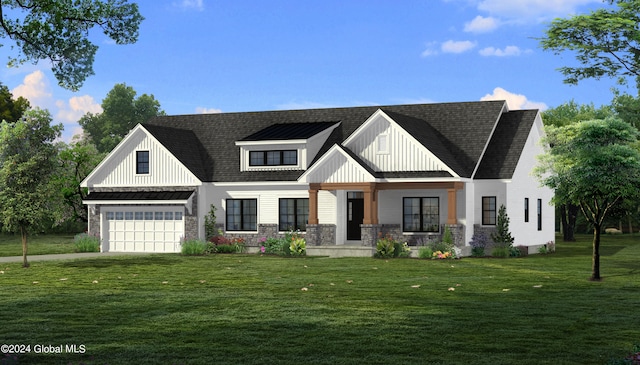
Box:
left=82, top=100, right=555, bottom=255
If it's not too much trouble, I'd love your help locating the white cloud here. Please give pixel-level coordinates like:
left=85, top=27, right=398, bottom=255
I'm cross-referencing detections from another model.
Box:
left=441, top=40, right=477, bottom=54
left=480, top=87, right=548, bottom=110
left=464, top=15, right=499, bottom=33
left=479, top=45, right=531, bottom=56
left=55, top=95, right=103, bottom=123
left=11, top=70, right=52, bottom=107
left=420, top=41, right=440, bottom=57
left=173, top=0, right=204, bottom=11
left=477, top=0, right=599, bottom=22
left=195, top=106, right=222, bottom=114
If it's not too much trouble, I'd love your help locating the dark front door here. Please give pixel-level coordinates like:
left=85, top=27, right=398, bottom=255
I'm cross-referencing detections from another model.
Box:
left=347, top=197, right=364, bottom=240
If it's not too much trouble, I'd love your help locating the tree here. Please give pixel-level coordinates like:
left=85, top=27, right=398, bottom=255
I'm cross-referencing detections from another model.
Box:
left=0, top=108, right=63, bottom=267
left=0, top=0, right=143, bottom=90
left=0, top=82, right=30, bottom=122
left=535, top=118, right=640, bottom=280
left=539, top=0, right=640, bottom=89
left=542, top=101, right=614, bottom=241
left=51, top=136, right=105, bottom=224
left=491, top=205, right=514, bottom=248
left=79, top=83, right=164, bottom=153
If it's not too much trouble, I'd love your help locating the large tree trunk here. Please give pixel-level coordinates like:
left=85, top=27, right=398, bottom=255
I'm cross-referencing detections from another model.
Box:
left=591, top=224, right=601, bottom=281
left=21, top=225, right=29, bottom=268
left=561, top=204, right=578, bottom=241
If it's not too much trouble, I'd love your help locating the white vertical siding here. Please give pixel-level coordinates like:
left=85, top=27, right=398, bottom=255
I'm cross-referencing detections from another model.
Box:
left=506, top=114, right=555, bottom=247
left=86, top=128, right=200, bottom=187
left=344, top=112, right=452, bottom=173
left=304, top=149, right=375, bottom=183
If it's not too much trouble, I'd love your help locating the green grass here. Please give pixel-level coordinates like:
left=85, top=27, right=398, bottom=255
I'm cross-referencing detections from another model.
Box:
left=0, top=233, right=77, bottom=256
left=0, top=234, right=639, bottom=364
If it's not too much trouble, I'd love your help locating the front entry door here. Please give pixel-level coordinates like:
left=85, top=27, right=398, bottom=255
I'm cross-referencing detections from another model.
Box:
left=347, top=193, right=364, bottom=240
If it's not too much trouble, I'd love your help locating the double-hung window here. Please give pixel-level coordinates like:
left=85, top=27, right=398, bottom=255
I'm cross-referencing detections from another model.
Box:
left=136, top=151, right=149, bottom=174
left=482, top=196, right=497, bottom=225
left=226, top=199, right=257, bottom=231
left=279, top=198, right=309, bottom=231
left=403, top=197, right=439, bottom=232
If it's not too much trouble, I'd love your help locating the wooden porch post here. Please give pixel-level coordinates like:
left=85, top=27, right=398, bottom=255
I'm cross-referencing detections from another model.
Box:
left=308, top=184, right=319, bottom=224
left=363, top=183, right=378, bottom=224
left=446, top=183, right=463, bottom=224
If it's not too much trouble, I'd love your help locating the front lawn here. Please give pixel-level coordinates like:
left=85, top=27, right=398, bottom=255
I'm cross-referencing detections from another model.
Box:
left=0, top=233, right=77, bottom=257
left=0, top=234, right=638, bottom=364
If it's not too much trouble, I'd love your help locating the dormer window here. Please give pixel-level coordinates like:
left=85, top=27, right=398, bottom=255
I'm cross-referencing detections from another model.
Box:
left=236, top=121, right=341, bottom=172
left=249, top=150, right=298, bottom=166
left=136, top=151, right=149, bottom=174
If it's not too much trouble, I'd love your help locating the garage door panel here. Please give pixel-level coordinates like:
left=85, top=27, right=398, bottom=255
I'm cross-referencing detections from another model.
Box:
left=104, top=207, right=184, bottom=253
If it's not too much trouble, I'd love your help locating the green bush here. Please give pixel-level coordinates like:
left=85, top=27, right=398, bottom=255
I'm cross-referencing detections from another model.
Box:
left=491, top=245, right=510, bottom=258
left=418, top=246, right=433, bottom=259
left=181, top=239, right=207, bottom=255
left=375, top=234, right=396, bottom=258
left=73, top=233, right=100, bottom=253
left=263, top=237, right=288, bottom=255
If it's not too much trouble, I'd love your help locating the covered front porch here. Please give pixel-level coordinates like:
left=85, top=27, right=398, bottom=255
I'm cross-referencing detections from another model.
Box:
left=305, top=181, right=465, bottom=248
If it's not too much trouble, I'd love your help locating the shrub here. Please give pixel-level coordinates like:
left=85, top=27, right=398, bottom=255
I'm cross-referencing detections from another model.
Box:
left=491, top=245, right=510, bottom=258
left=375, top=234, right=396, bottom=258
left=418, top=246, right=433, bottom=259
left=394, top=241, right=411, bottom=258
left=289, top=236, right=306, bottom=256
left=509, top=246, right=522, bottom=257
left=181, top=239, right=207, bottom=255
left=263, top=237, right=289, bottom=255
left=469, top=231, right=490, bottom=257
left=204, top=204, right=219, bottom=240
left=73, top=233, right=100, bottom=253
left=207, top=236, right=245, bottom=254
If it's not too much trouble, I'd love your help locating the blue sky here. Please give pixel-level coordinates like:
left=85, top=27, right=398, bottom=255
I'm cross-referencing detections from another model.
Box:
left=0, top=0, right=629, bottom=142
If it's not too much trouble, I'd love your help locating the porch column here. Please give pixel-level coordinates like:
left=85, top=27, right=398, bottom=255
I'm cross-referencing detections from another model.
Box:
left=308, top=184, right=319, bottom=224
left=363, top=183, right=378, bottom=225
left=446, top=183, right=463, bottom=224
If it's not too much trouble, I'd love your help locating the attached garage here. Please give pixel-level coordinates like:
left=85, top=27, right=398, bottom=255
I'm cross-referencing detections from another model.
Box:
left=84, top=191, right=195, bottom=253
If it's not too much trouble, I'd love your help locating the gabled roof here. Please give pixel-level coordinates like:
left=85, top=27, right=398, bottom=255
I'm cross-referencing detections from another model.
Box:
left=141, top=100, right=529, bottom=182
left=142, top=124, right=210, bottom=181
left=474, top=110, right=538, bottom=179
left=239, top=122, right=338, bottom=141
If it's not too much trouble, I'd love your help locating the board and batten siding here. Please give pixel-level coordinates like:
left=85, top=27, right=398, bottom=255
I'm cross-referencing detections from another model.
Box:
left=85, top=129, right=200, bottom=188
left=344, top=112, right=452, bottom=173
left=306, top=149, right=376, bottom=183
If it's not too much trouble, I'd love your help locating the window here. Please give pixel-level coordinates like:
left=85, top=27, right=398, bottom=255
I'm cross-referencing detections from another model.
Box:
left=377, top=134, right=389, bottom=154
left=482, top=196, right=497, bottom=225
left=537, top=199, right=542, bottom=231
left=136, top=151, right=149, bottom=174
left=403, top=197, right=440, bottom=232
left=249, top=150, right=297, bottom=166
left=226, top=199, right=257, bottom=231
left=524, top=198, right=529, bottom=223
left=279, top=198, right=309, bottom=231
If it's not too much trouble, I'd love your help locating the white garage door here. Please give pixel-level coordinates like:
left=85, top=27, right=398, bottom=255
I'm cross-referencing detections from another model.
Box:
left=103, top=207, right=185, bottom=253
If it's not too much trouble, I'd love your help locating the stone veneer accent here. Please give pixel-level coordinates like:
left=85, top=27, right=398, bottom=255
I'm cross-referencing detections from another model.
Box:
left=306, top=224, right=336, bottom=246
left=359, top=223, right=465, bottom=248
left=87, top=186, right=199, bottom=241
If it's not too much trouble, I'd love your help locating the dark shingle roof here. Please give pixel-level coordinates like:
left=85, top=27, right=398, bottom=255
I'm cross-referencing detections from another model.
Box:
left=142, top=124, right=210, bottom=181
left=240, top=122, right=338, bottom=141
left=85, top=190, right=194, bottom=201
left=143, top=100, right=520, bottom=182
left=474, top=110, right=538, bottom=179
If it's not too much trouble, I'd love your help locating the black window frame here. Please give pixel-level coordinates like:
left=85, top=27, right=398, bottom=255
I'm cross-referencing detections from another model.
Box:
left=537, top=199, right=542, bottom=231
left=226, top=199, right=258, bottom=231
left=482, top=196, right=497, bottom=225
left=279, top=198, right=309, bottom=232
left=136, top=151, right=149, bottom=174
left=249, top=150, right=297, bottom=166
left=402, top=197, right=440, bottom=233
left=524, top=198, right=529, bottom=223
